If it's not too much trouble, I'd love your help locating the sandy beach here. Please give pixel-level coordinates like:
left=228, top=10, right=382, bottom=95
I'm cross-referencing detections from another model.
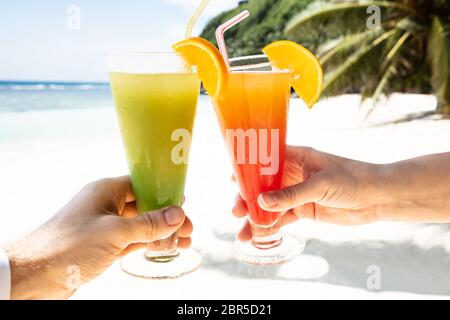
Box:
left=1, top=94, right=450, bottom=299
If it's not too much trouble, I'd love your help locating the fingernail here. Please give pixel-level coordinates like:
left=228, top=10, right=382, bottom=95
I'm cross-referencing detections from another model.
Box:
left=163, top=207, right=184, bottom=226
left=259, top=193, right=277, bottom=208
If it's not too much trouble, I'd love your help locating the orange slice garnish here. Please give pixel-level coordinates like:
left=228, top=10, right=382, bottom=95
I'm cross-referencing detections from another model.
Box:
left=173, top=37, right=228, bottom=99
left=263, top=40, right=323, bottom=108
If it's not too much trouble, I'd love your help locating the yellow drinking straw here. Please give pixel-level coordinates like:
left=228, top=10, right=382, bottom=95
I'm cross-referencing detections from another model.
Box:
left=185, top=0, right=210, bottom=39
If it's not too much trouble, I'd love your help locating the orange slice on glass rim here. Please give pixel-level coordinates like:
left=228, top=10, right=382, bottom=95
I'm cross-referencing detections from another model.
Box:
left=172, top=37, right=228, bottom=99
left=263, top=40, right=323, bottom=108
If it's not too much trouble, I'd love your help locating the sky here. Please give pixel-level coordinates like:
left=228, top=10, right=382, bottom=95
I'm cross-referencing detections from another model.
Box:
left=0, top=0, right=238, bottom=82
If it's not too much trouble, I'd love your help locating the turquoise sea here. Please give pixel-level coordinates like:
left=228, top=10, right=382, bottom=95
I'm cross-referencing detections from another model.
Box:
left=0, top=81, right=113, bottom=113
left=0, top=80, right=212, bottom=145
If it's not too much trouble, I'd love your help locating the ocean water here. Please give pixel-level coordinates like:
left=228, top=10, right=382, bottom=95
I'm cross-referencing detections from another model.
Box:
left=0, top=80, right=215, bottom=145
left=0, top=80, right=213, bottom=114
left=0, top=81, right=113, bottom=112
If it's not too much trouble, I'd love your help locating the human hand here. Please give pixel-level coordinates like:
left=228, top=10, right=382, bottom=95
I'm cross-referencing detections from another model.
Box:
left=233, top=146, right=381, bottom=241
left=5, top=176, right=193, bottom=299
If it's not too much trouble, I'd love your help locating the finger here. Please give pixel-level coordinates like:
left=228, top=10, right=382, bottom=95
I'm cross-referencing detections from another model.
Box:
left=121, top=202, right=138, bottom=218
left=232, top=194, right=248, bottom=218
left=292, top=203, right=316, bottom=220
left=121, top=177, right=136, bottom=203
left=281, top=211, right=300, bottom=226
left=258, top=173, right=329, bottom=212
left=286, top=145, right=309, bottom=162
left=177, top=237, right=192, bottom=249
left=123, top=206, right=186, bottom=243
left=92, top=176, right=136, bottom=215
left=119, top=242, right=145, bottom=257
left=104, top=176, right=135, bottom=203
left=292, top=145, right=354, bottom=169
left=237, top=220, right=252, bottom=242
left=314, top=206, right=375, bottom=226
left=178, top=216, right=193, bottom=238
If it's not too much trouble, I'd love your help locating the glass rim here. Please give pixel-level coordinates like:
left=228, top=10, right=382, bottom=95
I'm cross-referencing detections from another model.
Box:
left=228, top=54, right=289, bottom=73
left=229, top=54, right=268, bottom=62
left=105, top=51, right=191, bottom=74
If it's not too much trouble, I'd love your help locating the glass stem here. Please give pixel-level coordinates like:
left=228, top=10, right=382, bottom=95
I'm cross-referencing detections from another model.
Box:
left=144, top=232, right=179, bottom=262
left=250, top=220, right=283, bottom=250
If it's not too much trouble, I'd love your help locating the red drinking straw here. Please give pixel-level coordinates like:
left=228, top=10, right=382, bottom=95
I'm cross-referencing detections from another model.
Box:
left=215, top=10, right=250, bottom=68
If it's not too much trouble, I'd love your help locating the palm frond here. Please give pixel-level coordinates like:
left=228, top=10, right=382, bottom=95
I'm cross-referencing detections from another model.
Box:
left=427, top=16, right=449, bottom=111
left=373, top=62, right=399, bottom=101
left=365, top=62, right=399, bottom=118
left=383, top=17, right=420, bottom=53
left=322, top=29, right=396, bottom=95
left=364, top=32, right=411, bottom=117
left=285, top=1, right=416, bottom=36
left=371, top=31, right=411, bottom=98
left=383, top=31, right=411, bottom=68
left=362, top=29, right=410, bottom=96
left=319, top=28, right=383, bottom=65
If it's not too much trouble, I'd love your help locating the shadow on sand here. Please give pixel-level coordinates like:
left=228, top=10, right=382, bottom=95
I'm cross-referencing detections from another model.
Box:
left=368, top=110, right=448, bottom=127
left=204, top=230, right=450, bottom=296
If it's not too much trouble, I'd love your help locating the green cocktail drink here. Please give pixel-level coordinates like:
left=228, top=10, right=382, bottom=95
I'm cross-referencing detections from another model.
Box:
left=107, top=52, right=202, bottom=279
left=110, top=72, right=199, bottom=212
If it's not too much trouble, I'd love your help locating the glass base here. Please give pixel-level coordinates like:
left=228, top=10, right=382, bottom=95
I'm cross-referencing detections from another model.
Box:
left=232, top=233, right=305, bottom=266
left=121, top=248, right=202, bottom=279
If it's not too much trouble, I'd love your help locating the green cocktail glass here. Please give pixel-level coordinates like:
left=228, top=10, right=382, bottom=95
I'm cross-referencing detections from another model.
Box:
left=107, top=52, right=202, bottom=279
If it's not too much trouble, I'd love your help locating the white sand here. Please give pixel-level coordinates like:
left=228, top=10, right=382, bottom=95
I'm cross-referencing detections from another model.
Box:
left=1, top=94, right=450, bottom=299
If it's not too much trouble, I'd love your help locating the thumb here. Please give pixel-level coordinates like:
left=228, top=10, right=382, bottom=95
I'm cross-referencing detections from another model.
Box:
left=125, top=206, right=186, bottom=243
left=258, top=174, right=328, bottom=212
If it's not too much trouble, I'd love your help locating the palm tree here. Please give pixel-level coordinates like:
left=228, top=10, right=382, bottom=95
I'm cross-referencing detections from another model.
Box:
left=286, top=0, right=450, bottom=116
